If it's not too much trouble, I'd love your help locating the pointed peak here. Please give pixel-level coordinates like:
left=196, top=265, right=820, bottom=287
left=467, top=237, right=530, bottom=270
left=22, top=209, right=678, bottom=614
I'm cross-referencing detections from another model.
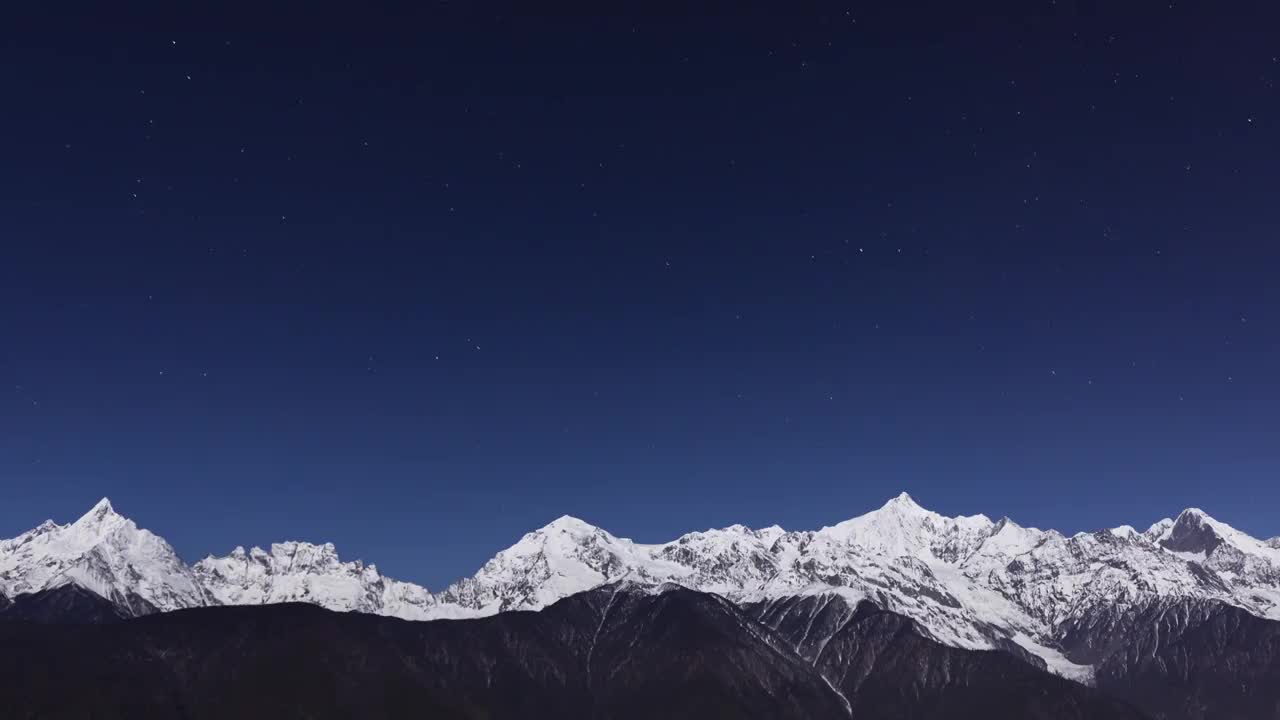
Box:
left=890, top=491, right=917, bottom=504
left=74, top=497, right=122, bottom=526
left=1171, top=507, right=1239, bottom=535
left=992, top=515, right=1022, bottom=532
left=1162, top=507, right=1276, bottom=559
left=1162, top=508, right=1228, bottom=555
left=539, top=514, right=599, bottom=534
left=882, top=491, right=925, bottom=512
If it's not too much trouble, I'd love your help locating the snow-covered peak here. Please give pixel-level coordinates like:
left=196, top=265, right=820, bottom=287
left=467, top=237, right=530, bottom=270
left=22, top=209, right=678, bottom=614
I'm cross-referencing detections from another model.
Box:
left=515, top=515, right=625, bottom=561
left=538, top=514, right=600, bottom=535
left=65, top=497, right=128, bottom=536
left=821, top=493, right=933, bottom=542
left=193, top=539, right=435, bottom=619
left=884, top=490, right=923, bottom=510
left=0, top=498, right=207, bottom=614
left=1143, top=517, right=1174, bottom=543
left=1160, top=507, right=1280, bottom=563
left=963, top=516, right=1049, bottom=565
left=818, top=493, right=995, bottom=562
left=32, top=519, right=61, bottom=534
left=268, top=541, right=345, bottom=569
left=652, top=525, right=784, bottom=596
left=1160, top=508, right=1222, bottom=554
left=81, top=496, right=116, bottom=520
left=436, top=515, right=686, bottom=614
left=756, top=524, right=787, bottom=542
left=1173, top=507, right=1220, bottom=530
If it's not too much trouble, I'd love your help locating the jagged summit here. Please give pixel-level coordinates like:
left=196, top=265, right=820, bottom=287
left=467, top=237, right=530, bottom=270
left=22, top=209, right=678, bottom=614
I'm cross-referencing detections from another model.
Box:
left=32, top=519, right=62, bottom=534
left=192, top=539, right=434, bottom=619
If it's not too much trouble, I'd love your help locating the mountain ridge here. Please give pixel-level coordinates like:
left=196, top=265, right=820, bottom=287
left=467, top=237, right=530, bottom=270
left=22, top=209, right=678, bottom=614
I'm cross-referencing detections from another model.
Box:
left=3, top=493, right=1278, bottom=683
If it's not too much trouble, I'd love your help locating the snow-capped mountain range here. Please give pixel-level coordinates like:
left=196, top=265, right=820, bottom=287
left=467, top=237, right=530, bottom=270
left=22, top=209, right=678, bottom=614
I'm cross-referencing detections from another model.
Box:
left=3, top=493, right=1278, bottom=681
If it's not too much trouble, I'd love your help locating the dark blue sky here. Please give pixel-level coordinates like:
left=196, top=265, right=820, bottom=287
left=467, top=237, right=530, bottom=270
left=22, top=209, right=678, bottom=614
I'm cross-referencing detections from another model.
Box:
left=2, top=3, right=1278, bottom=587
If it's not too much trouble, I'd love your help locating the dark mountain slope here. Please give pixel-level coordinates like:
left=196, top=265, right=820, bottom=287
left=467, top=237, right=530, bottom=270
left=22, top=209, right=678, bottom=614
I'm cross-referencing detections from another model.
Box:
left=1061, top=598, right=1280, bottom=720
left=0, top=585, right=847, bottom=720
left=748, top=594, right=1147, bottom=720
left=0, top=583, right=1153, bottom=720
left=578, top=585, right=849, bottom=718
left=0, top=584, right=136, bottom=624
left=825, top=606, right=1146, bottom=720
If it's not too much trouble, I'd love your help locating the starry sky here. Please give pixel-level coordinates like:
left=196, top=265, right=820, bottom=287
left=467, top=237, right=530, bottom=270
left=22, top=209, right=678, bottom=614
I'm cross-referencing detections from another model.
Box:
left=2, top=3, right=1278, bottom=587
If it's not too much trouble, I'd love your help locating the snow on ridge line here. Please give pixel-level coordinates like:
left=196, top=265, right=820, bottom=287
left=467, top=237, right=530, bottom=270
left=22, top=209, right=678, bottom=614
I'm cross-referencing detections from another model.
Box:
left=3, top=494, right=1279, bottom=683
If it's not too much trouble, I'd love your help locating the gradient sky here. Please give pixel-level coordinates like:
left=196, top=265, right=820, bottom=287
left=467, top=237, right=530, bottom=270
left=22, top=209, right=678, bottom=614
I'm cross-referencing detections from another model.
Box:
left=2, top=3, right=1278, bottom=588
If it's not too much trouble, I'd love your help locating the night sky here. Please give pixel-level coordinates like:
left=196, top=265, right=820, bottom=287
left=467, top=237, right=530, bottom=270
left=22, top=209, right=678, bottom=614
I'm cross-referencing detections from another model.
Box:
left=2, top=3, right=1278, bottom=588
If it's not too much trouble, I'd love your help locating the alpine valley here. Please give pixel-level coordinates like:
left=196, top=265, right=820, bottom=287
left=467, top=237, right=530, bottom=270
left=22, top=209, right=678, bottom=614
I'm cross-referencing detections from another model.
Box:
left=3, top=494, right=1279, bottom=719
